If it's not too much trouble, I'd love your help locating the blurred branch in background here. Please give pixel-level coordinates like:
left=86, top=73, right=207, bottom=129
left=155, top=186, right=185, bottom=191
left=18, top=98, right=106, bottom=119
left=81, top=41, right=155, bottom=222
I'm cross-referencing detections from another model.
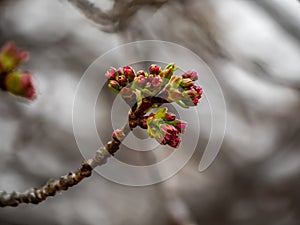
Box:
left=67, top=0, right=168, bottom=32
left=246, top=0, right=300, bottom=43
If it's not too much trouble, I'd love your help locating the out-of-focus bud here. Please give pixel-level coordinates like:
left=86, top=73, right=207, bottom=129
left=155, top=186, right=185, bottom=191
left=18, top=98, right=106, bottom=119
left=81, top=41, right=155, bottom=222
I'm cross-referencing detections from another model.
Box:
left=149, top=64, right=162, bottom=75
left=5, top=71, right=36, bottom=99
left=0, top=42, right=28, bottom=73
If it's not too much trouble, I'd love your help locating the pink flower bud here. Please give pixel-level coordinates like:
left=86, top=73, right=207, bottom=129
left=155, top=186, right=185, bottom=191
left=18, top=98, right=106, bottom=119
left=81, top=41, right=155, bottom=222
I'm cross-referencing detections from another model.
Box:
left=149, top=64, right=161, bottom=75
left=0, top=42, right=28, bottom=73
left=146, top=107, right=186, bottom=148
left=151, top=75, right=162, bottom=87
left=193, top=97, right=199, bottom=105
left=5, top=71, right=36, bottom=99
left=165, top=113, right=176, bottom=121
left=123, top=65, right=135, bottom=82
left=160, top=123, right=177, bottom=135
left=136, top=70, right=146, bottom=77
left=164, top=135, right=172, bottom=141
left=169, top=137, right=181, bottom=148
left=182, top=70, right=198, bottom=81
left=145, top=82, right=151, bottom=88
left=21, top=72, right=36, bottom=99
left=180, top=83, right=203, bottom=106
left=194, top=84, right=203, bottom=95
left=135, top=75, right=146, bottom=86
left=117, top=68, right=124, bottom=75
left=173, top=120, right=187, bottom=133
left=147, top=74, right=154, bottom=81
left=117, top=75, right=127, bottom=86
left=105, top=67, right=117, bottom=80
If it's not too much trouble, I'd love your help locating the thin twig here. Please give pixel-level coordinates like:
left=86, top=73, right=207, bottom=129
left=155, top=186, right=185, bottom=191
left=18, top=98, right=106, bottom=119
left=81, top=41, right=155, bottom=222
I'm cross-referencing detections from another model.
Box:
left=0, top=122, right=130, bottom=207
left=0, top=97, right=161, bottom=207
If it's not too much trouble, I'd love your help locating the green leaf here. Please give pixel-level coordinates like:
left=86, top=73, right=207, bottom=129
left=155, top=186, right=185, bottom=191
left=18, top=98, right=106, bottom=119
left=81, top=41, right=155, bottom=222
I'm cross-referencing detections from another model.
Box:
left=135, top=90, right=143, bottom=109
left=154, top=107, right=167, bottom=119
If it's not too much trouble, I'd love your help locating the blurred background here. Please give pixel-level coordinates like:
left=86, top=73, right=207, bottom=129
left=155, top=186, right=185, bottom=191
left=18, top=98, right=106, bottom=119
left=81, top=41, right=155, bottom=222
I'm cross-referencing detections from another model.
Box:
left=1, top=0, right=300, bottom=224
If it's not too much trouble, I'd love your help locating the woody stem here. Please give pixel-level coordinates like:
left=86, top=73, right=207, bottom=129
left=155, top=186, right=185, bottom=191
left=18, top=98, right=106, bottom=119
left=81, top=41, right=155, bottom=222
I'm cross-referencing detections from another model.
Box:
left=0, top=97, right=164, bottom=207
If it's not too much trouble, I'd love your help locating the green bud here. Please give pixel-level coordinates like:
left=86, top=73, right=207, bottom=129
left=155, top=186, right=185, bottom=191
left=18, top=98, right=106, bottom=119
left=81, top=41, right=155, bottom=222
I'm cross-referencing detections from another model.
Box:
left=108, top=80, right=120, bottom=93
left=180, top=78, right=193, bottom=88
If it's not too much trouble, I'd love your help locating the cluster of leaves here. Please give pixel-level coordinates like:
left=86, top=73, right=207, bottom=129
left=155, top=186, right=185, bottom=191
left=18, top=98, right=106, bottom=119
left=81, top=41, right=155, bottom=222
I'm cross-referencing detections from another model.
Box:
left=105, top=63, right=203, bottom=148
left=0, top=42, right=36, bottom=100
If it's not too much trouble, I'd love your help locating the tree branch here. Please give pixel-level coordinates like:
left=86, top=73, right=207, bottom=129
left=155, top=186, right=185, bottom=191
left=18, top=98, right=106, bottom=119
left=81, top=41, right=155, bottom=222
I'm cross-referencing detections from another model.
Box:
left=0, top=122, right=130, bottom=207
left=0, top=96, right=161, bottom=207
left=67, top=0, right=168, bottom=32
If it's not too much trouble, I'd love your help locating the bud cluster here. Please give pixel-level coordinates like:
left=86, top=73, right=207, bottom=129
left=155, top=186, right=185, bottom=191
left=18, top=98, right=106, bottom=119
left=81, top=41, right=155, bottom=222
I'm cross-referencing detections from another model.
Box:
left=163, top=70, right=202, bottom=108
left=105, top=65, right=135, bottom=93
left=105, top=63, right=202, bottom=109
left=105, top=63, right=177, bottom=107
left=105, top=63, right=202, bottom=148
left=0, top=42, right=36, bottom=99
left=146, top=107, right=187, bottom=148
left=131, top=70, right=163, bottom=96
